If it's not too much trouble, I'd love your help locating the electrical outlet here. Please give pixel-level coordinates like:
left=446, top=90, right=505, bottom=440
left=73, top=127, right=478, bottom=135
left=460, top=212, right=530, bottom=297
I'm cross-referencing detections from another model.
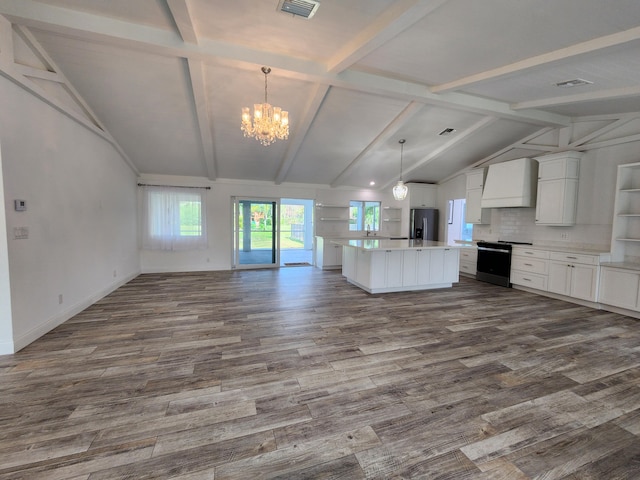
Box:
left=13, top=227, right=29, bottom=239
left=113, top=269, right=117, bottom=278
left=560, top=232, right=569, bottom=240
left=58, top=294, right=63, bottom=305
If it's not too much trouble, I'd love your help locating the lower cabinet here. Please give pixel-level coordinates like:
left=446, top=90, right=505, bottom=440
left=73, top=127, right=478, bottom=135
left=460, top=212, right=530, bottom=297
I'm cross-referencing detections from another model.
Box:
left=459, top=247, right=477, bottom=276
left=511, top=247, right=606, bottom=304
left=599, top=266, right=640, bottom=310
left=316, top=237, right=343, bottom=269
left=547, top=252, right=599, bottom=302
left=344, top=246, right=459, bottom=293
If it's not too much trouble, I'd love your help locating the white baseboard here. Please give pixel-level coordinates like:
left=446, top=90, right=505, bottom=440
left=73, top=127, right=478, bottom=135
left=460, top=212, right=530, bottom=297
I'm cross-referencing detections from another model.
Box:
left=8, top=271, right=140, bottom=354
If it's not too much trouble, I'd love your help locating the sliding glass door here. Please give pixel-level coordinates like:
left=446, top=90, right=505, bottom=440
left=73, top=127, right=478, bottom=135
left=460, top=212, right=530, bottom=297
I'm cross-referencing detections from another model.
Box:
left=232, top=197, right=279, bottom=269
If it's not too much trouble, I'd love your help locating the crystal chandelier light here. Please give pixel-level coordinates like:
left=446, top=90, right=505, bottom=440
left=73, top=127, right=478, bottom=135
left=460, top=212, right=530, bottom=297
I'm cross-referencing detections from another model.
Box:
left=241, top=66, right=289, bottom=146
left=392, top=139, right=408, bottom=200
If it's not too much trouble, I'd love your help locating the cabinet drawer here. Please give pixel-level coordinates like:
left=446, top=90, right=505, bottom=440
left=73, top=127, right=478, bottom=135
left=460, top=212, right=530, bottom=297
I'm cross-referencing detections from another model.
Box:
left=511, top=271, right=547, bottom=290
left=460, top=248, right=478, bottom=262
left=512, top=256, right=548, bottom=275
left=549, top=252, right=598, bottom=265
left=511, top=247, right=550, bottom=260
left=460, top=260, right=476, bottom=275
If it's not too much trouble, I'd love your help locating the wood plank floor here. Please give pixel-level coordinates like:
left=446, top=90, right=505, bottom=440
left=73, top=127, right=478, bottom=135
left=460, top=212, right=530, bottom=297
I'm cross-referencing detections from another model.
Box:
left=2, top=268, right=640, bottom=479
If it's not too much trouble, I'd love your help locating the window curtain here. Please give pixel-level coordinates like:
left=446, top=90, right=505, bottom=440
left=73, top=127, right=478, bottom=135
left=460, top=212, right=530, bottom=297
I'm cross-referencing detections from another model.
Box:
left=142, top=186, right=207, bottom=251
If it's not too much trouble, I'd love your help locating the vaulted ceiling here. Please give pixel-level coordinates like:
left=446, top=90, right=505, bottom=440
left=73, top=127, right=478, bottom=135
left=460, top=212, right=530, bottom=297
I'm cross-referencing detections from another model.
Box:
left=1, top=0, right=640, bottom=189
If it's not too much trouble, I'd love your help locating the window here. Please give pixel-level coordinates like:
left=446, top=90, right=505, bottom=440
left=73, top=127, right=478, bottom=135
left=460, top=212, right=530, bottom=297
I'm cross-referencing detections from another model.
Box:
left=349, top=200, right=380, bottom=231
left=142, top=186, right=207, bottom=250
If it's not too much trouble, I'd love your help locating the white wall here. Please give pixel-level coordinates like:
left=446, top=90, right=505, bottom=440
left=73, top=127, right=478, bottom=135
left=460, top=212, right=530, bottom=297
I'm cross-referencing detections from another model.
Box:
left=0, top=76, right=140, bottom=353
left=0, top=143, right=13, bottom=352
left=139, top=175, right=408, bottom=273
left=438, top=142, right=640, bottom=250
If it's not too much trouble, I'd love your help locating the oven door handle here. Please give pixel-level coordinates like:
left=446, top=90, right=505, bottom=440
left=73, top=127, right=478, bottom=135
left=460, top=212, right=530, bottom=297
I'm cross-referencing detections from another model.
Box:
left=477, top=246, right=511, bottom=254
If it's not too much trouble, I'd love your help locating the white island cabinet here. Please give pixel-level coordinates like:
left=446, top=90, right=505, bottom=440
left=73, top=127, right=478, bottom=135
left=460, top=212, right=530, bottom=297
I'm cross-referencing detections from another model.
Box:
left=336, top=239, right=464, bottom=294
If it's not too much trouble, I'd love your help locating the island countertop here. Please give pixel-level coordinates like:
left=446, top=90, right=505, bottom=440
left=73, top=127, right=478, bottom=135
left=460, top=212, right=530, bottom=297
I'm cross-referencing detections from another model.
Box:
left=331, top=238, right=467, bottom=251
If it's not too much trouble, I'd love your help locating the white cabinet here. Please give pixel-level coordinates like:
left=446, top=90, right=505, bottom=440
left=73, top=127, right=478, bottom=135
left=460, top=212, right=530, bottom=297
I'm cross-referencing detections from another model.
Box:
left=510, top=247, right=550, bottom=291
left=459, top=247, right=477, bottom=276
left=547, top=252, right=599, bottom=302
left=465, top=170, right=491, bottom=224
left=407, top=183, right=437, bottom=208
left=599, top=266, right=640, bottom=310
left=315, top=236, right=343, bottom=269
left=341, top=245, right=459, bottom=293
left=535, top=152, right=581, bottom=226
left=369, top=250, right=404, bottom=290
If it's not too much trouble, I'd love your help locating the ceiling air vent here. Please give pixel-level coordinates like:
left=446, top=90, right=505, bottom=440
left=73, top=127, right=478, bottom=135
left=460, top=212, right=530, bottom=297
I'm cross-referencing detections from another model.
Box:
left=555, top=78, right=593, bottom=88
left=277, top=0, right=320, bottom=19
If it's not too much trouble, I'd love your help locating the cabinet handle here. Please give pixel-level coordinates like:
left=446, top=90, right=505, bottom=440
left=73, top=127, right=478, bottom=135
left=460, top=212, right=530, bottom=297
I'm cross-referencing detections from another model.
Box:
left=523, top=278, right=532, bottom=281
left=524, top=263, right=533, bottom=266
left=566, top=256, right=577, bottom=260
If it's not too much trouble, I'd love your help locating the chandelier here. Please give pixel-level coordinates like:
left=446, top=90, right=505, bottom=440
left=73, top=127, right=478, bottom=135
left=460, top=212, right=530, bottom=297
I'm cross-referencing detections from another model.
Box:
left=392, top=139, right=408, bottom=200
left=241, top=66, right=289, bottom=146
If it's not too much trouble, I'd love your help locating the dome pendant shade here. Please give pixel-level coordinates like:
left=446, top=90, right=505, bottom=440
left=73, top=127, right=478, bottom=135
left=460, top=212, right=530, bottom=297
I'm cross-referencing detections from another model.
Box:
left=392, top=139, right=408, bottom=200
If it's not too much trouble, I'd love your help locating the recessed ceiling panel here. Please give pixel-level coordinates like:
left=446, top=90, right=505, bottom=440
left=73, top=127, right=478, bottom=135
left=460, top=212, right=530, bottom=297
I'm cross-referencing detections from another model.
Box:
left=34, top=0, right=175, bottom=30
left=206, top=63, right=317, bottom=181
left=339, top=105, right=488, bottom=188
left=284, top=87, right=409, bottom=185
left=190, top=0, right=394, bottom=62
left=355, top=0, right=640, bottom=86
left=31, top=30, right=207, bottom=177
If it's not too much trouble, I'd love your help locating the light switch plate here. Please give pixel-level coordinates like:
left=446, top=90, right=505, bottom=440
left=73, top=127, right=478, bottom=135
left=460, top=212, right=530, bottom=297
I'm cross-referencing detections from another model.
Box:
left=14, top=200, right=26, bottom=211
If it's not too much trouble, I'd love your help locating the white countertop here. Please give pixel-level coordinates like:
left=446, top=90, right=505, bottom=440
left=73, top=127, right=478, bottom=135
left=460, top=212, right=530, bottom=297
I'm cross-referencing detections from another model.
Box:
left=332, top=239, right=466, bottom=250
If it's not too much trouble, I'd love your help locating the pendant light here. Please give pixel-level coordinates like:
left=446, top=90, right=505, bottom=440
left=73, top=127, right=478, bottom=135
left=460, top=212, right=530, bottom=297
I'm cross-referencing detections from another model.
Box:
left=392, top=139, right=408, bottom=201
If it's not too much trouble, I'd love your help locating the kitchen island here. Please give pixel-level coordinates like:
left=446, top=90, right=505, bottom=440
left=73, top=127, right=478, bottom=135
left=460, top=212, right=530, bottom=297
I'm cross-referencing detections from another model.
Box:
left=334, top=238, right=465, bottom=294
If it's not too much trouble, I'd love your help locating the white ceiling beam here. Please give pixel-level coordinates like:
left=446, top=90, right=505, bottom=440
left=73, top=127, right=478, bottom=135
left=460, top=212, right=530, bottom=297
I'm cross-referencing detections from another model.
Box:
left=0, top=0, right=571, bottom=129
left=14, top=64, right=62, bottom=82
left=331, top=102, right=425, bottom=188
left=432, top=25, right=640, bottom=94
left=275, top=83, right=331, bottom=185
left=186, top=58, right=216, bottom=180
left=512, top=85, right=640, bottom=111
left=0, top=15, right=12, bottom=63
left=327, top=0, right=449, bottom=73
left=0, top=60, right=138, bottom=174
left=569, top=113, right=640, bottom=148
left=166, top=0, right=198, bottom=45
left=382, top=116, right=499, bottom=189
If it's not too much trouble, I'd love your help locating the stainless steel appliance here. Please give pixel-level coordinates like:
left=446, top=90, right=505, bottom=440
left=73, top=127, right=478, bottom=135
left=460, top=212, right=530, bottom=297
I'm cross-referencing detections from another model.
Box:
left=410, top=208, right=438, bottom=241
left=476, top=240, right=532, bottom=287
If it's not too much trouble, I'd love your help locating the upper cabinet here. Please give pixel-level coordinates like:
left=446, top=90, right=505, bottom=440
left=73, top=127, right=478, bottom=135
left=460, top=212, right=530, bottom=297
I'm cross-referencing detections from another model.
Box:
left=407, top=183, right=437, bottom=208
left=465, top=169, right=491, bottom=224
left=535, top=152, right=582, bottom=226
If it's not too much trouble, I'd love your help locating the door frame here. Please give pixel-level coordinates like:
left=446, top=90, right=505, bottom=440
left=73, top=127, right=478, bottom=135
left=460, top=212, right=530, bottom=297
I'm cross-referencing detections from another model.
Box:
left=231, top=196, right=280, bottom=270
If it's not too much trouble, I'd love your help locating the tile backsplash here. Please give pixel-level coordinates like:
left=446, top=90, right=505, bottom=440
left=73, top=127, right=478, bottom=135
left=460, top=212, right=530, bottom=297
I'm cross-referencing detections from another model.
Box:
left=472, top=207, right=612, bottom=252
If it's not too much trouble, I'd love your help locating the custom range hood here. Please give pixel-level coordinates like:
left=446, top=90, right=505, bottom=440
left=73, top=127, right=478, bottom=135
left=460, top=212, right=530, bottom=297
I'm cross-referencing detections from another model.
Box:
left=481, top=157, right=539, bottom=208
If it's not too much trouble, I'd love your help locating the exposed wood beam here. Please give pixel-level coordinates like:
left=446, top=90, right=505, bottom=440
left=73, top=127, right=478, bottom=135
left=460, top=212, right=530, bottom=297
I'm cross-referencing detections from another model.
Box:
left=382, top=116, right=499, bottom=189
left=186, top=58, right=216, bottom=180
left=512, top=85, right=640, bottom=111
left=327, top=0, right=448, bottom=73
left=432, top=25, right=640, bottom=94
left=166, top=0, right=198, bottom=45
left=0, top=0, right=571, bottom=129
left=331, top=102, right=425, bottom=188
left=275, top=83, right=330, bottom=185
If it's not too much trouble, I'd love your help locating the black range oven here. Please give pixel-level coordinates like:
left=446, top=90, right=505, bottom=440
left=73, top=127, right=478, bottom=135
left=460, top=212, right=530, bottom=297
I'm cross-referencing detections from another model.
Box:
left=476, top=241, right=532, bottom=287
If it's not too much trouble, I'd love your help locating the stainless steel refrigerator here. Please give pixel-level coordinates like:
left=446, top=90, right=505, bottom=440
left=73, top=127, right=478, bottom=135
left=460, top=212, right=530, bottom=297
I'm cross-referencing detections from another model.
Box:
left=410, top=208, right=439, bottom=240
